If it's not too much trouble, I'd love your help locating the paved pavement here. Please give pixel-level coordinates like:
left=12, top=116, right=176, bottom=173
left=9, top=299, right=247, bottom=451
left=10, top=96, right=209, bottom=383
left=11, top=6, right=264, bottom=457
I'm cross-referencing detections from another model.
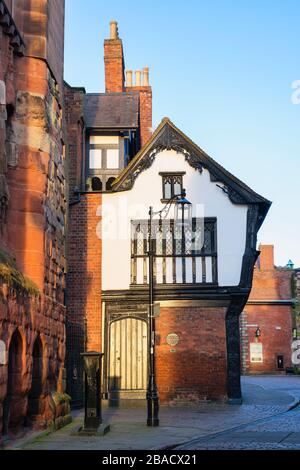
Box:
left=177, top=376, right=300, bottom=450
left=6, top=375, right=300, bottom=450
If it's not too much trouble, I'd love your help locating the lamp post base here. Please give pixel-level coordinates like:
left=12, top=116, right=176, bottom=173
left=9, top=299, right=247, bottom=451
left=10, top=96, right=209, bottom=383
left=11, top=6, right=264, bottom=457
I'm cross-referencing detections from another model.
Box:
left=147, top=397, right=159, bottom=427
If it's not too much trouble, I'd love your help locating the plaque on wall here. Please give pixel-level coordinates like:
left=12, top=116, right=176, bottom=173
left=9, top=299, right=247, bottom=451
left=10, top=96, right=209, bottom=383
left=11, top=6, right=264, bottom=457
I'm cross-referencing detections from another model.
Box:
left=250, top=342, right=263, bottom=363
left=166, top=333, right=179, bottom=347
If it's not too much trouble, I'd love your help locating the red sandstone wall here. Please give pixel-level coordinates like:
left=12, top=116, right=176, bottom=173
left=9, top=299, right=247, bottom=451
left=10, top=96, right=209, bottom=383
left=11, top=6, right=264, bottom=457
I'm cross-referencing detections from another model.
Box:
left=0, top=1, right=67, bottom=438
left=0, top=281, right=66, bottom=434
left=156, top=306, right=228, bottom=402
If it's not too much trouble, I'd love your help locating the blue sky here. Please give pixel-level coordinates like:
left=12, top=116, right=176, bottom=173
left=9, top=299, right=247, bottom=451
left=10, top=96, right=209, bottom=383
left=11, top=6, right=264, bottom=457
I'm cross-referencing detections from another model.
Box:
left=64, top=0, right=300, bottom=267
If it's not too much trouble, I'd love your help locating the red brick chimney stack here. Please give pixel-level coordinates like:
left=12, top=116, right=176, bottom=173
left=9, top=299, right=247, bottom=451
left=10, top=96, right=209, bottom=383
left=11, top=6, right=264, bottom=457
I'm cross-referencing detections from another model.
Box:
left=258, top=244, right=275, bottom=271
left=104, top=20, right=125, bottom=93
left=126, top=66, right=153, bottom=148
left=104, top=21, right=153, bottom=147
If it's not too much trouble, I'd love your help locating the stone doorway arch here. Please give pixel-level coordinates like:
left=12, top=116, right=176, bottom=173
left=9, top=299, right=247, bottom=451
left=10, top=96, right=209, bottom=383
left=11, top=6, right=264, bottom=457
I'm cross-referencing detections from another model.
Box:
left=3, top=329, right=24, bottom=435
left=27, top=336, right=43, bottom=423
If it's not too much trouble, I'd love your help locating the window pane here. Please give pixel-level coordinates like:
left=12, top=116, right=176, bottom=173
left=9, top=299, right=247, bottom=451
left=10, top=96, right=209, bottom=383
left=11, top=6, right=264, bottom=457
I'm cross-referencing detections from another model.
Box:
left=89, top=149, right=102, bottom=169
left=106, top=149, right=119, bottom=169
left=164, top=180, right=172, bottom=199
left=174, top=180, right=182, bottom=196
left=90, top=135, right=119, bottom=145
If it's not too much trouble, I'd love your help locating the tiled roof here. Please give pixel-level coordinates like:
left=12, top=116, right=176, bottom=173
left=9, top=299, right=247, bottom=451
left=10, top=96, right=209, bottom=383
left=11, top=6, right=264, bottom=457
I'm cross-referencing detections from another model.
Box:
left=84, top=93, right=139, bottom=129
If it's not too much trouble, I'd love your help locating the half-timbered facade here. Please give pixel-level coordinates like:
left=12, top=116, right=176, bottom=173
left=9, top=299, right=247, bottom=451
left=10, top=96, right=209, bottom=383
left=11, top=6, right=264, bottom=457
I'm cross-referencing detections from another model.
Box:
left=65, top=21, right=271, bottom=405
left=100, top=118, right=271, bottom=403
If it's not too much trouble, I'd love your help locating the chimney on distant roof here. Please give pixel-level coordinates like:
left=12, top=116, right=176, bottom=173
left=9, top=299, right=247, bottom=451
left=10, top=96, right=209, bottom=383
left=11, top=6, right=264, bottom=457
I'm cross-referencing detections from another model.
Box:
left=126, top=70, right=133, bottom=87
left=104, top=20, right=125, bottom=93
left=258, top=245, right=275, bottom=271
left=125, top=65, right=152, bottom=147
left=135, top=70, right=141, bottom=87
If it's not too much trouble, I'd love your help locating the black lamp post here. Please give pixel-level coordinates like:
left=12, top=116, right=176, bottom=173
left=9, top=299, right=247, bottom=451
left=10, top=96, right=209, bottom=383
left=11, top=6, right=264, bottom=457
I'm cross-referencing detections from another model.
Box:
left=146, top=189, right=192, bottom=427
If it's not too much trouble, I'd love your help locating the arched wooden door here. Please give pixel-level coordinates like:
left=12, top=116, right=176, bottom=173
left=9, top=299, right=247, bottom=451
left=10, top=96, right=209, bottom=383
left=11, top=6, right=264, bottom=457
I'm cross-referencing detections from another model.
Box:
left=108, top=317, right=148, bottom=399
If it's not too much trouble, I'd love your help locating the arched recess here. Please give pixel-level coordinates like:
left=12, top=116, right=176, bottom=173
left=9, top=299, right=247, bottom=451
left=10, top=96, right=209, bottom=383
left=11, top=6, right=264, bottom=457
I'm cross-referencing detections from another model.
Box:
left=27, top=335, right=43, bottom=421
left=2, top=329, right=23, bottom=435
left=92, top=176, right=102, bottom=191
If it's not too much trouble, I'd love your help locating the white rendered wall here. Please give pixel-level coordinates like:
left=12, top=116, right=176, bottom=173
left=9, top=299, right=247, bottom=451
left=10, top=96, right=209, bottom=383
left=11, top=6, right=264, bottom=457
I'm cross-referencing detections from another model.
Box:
left=101, top=149, right=248, bottom=290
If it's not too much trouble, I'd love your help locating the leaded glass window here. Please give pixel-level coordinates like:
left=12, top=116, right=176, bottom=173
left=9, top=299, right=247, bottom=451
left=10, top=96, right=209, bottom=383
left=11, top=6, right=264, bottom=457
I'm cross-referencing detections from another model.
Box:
left=161, top=174, right=184, bottom=201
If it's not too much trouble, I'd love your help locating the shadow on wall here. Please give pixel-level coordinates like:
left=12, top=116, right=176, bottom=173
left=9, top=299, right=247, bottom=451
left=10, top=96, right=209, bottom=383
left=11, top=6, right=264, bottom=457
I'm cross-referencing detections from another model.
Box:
left=2, top=329, right=24, bottom=436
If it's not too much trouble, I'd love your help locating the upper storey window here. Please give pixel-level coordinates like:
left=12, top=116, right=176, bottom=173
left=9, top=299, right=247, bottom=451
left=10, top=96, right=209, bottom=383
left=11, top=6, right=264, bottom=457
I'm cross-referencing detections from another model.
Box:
left=89, top=149, right=102, bottom=169
left=106, top=149, right=119, bottom=169
left=160, top=172, right=185, bottom=201
left=88, top=135, right=120, bottom=171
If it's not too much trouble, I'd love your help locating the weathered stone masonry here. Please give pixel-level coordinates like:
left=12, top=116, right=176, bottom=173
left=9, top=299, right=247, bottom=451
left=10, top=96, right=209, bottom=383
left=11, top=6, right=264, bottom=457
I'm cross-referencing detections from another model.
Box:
left=0, top=0, right=70, bottom=439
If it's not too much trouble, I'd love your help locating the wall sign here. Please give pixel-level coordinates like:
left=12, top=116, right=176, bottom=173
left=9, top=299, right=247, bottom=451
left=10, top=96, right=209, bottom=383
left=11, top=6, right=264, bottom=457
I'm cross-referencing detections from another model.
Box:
left=166, top=333, right=179, bottom=347
left=250, top=342, right=263, bottom=363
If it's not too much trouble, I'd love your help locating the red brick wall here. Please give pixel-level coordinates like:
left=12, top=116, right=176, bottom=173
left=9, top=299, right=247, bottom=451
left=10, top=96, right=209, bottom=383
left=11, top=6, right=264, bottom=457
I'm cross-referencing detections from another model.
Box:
left=241, top=245, right=294, bottom=374
left=67, top=194, right=102, bottom=352
left=241, top=306, right=293, bottom=374
left=156, top=306, right=228, bottom=402
left=257, top=245, right=274, bottom=271
left=63, top=83, right=85, bottom=194
left=126, top=86, right=153, bottom=148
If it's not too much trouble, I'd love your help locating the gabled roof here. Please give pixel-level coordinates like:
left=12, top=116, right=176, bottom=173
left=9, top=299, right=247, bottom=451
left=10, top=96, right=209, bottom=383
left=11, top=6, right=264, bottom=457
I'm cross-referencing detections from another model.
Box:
left=112, top=117, right=272, bottom=221
left=84, top=93, right=139, bottom=129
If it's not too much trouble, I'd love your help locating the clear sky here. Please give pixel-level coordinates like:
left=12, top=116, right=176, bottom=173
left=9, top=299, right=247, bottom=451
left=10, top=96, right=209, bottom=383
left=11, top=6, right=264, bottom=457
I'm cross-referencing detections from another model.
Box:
left=64, top=0, right=300, bottom=267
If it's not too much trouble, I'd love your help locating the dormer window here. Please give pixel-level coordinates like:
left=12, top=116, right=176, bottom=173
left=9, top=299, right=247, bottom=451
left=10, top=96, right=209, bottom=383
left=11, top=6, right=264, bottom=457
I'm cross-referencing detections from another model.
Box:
left=160, top=172, right=185, bottom=201
left=88, top=135, right=120, bottom=171
left=86, top=134, right=122, bottom=192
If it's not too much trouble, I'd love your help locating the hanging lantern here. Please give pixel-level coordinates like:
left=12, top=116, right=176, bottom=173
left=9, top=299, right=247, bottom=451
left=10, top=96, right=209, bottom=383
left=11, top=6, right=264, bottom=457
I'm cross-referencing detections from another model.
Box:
left=174, top=189, right=192, bottom=229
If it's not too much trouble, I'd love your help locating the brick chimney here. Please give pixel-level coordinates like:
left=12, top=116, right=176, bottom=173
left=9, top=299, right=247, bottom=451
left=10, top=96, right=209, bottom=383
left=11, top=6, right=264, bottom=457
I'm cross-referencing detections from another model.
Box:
left=126, top=67, right=152, bottom=148
left=104, top=21, right=125, bottom=93
left=258, top=245, right=275, bottom=271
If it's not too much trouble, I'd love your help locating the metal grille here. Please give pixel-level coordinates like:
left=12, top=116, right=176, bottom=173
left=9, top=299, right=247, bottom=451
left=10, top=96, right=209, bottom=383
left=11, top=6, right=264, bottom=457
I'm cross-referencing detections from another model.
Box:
left=131, top=218, right=218, bottom=285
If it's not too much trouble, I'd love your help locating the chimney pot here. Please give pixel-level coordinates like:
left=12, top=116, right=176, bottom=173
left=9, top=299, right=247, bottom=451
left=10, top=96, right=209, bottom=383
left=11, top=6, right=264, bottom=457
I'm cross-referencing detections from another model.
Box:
left=135, top=70, right=141, bottom=87
left=143, top=67, right=149, bottom=86
left=110, top=20, right=119, bottom=39
left=126, top=70, right=133, bottom=87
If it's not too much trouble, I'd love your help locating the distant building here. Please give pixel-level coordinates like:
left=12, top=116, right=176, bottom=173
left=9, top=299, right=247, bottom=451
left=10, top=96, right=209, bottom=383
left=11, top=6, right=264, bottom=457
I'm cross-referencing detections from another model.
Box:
left=240, top=245, right=295, bottom=374
left=65, top=21, right=271, bottom=406
left=0, top=0, right=69, bottom=441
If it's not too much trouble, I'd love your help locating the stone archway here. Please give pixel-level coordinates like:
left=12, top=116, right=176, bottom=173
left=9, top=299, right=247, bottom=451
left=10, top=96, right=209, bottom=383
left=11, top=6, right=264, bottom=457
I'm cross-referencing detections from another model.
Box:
left=27, top=336, right=43, bottom=423
left=3, top=329, right=24, bottom=435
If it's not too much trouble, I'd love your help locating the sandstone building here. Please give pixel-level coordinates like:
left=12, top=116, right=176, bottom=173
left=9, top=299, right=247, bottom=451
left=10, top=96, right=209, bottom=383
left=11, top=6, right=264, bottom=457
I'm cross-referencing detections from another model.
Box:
left=0, top=0, right=69, bottom=441
left=65, top=21, right=271, bottom=406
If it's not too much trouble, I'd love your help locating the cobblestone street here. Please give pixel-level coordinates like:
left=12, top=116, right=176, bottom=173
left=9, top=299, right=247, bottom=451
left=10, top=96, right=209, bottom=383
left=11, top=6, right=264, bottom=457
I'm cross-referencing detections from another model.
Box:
left=177, top=376, right=300, bottom=450
left=4, top=375, right=300, bottom=451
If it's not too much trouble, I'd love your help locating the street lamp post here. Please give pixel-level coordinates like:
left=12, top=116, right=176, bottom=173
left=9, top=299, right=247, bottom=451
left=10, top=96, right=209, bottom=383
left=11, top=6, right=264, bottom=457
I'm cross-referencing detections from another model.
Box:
left=146, top=190, right=192, bottom=427
left=146, top=205, right=159, bottom=427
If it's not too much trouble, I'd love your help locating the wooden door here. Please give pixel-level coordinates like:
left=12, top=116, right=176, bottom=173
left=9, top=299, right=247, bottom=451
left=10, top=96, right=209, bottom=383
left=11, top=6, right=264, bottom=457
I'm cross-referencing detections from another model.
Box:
left=108, top=318, right=148, bottom=398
